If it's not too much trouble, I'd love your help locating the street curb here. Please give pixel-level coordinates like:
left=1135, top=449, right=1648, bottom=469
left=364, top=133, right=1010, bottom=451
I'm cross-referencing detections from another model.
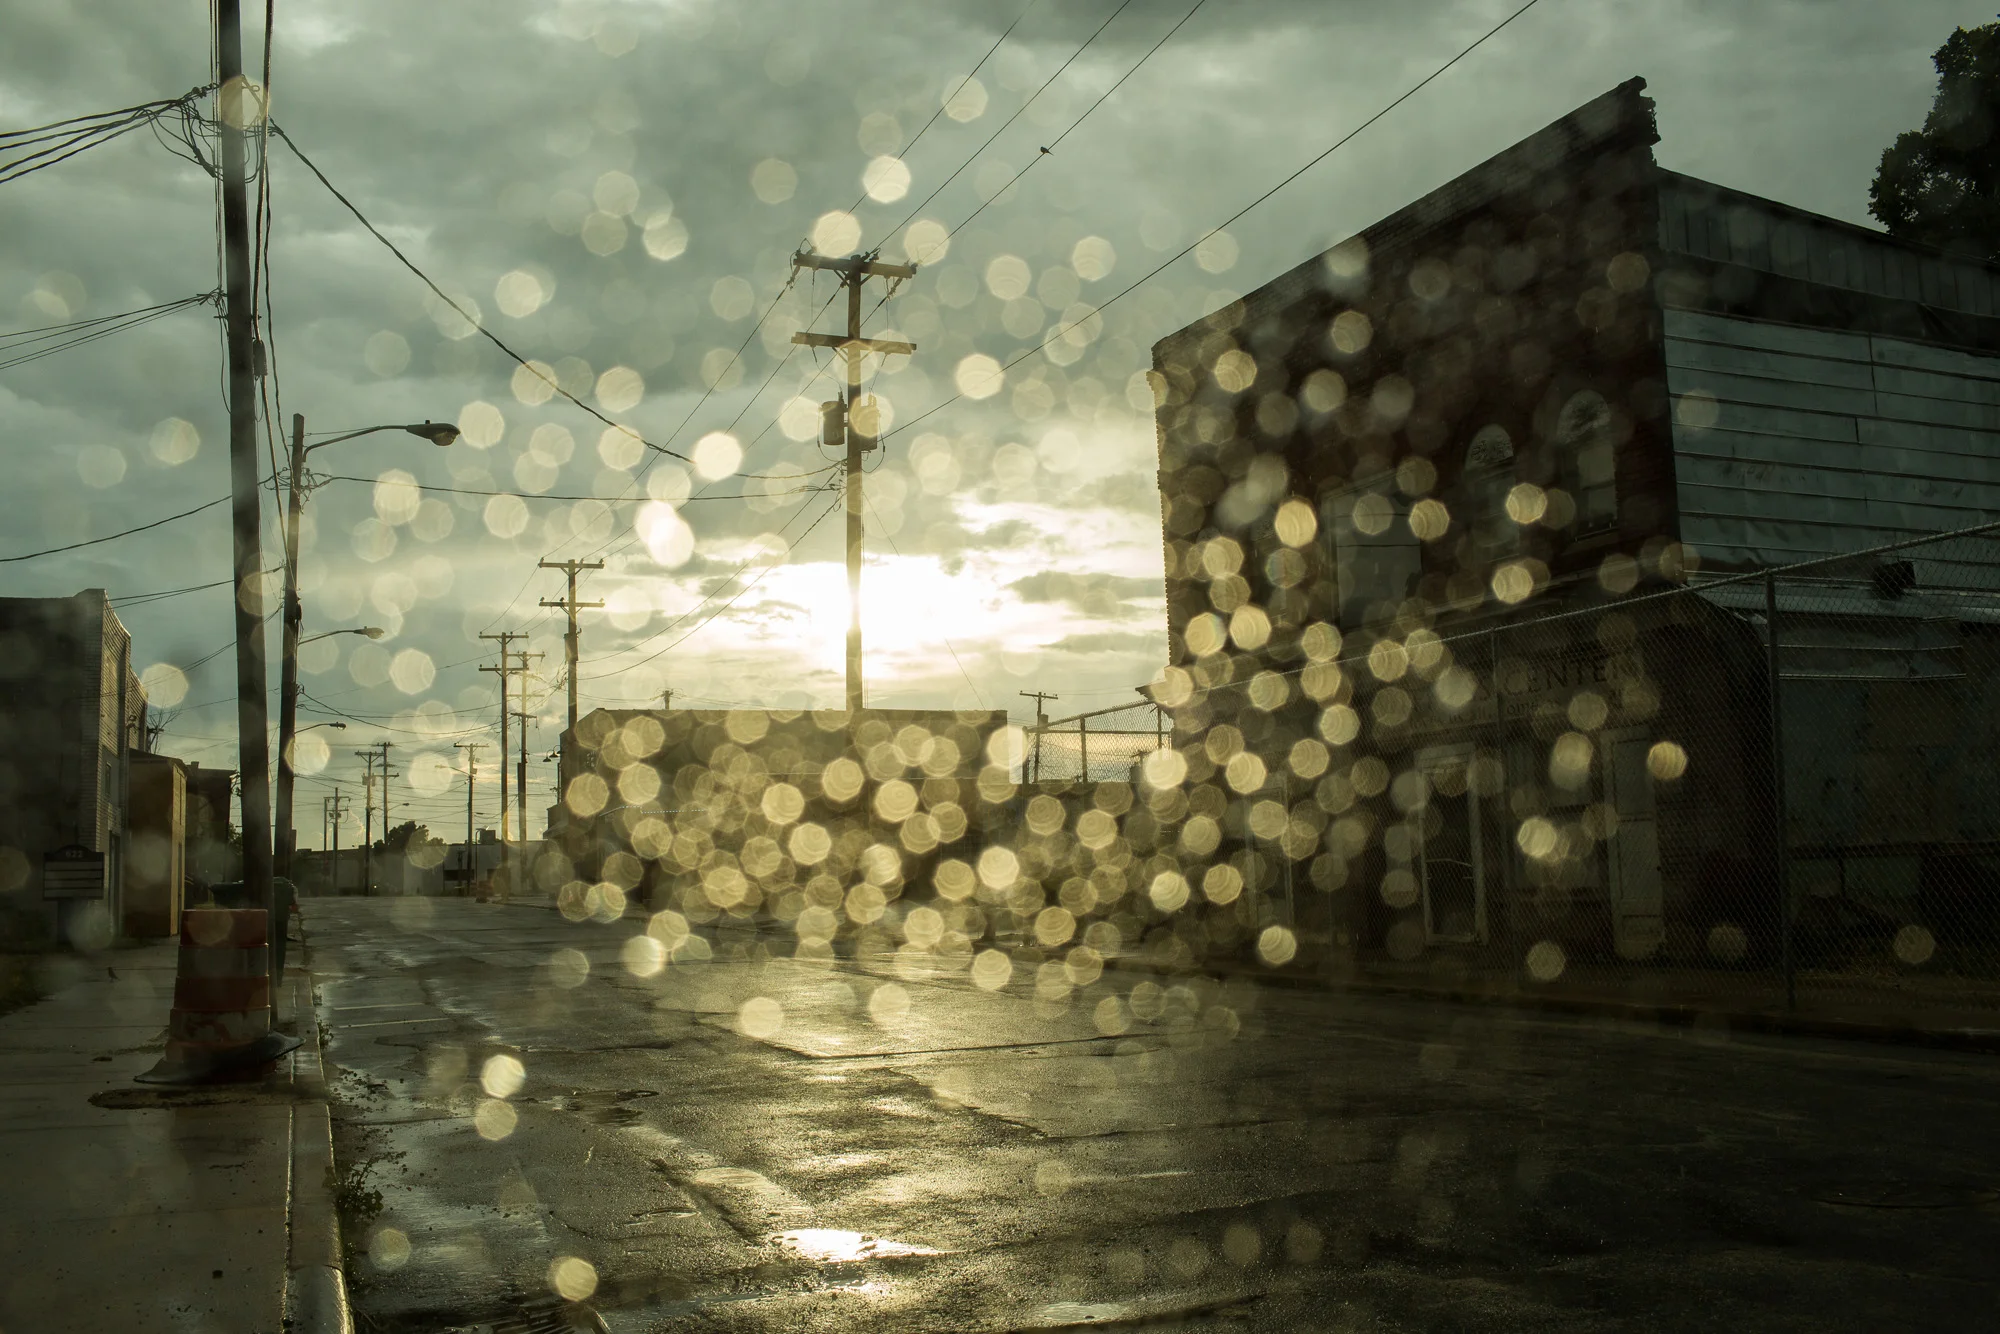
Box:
left=284, top=933, right=353, bottom=1334
left=1102, top=954, right=2000, bottom=1055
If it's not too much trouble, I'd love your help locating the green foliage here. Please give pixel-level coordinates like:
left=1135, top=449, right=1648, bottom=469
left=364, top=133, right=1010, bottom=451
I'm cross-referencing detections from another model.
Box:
left=1871, top=23, right=2000, bottom=258
left=381, top=820, right=427, bottom=855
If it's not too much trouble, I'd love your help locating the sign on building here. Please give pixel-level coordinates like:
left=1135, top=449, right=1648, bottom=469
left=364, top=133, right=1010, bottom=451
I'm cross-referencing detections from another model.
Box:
left=42, top=844, right=106, bottom=899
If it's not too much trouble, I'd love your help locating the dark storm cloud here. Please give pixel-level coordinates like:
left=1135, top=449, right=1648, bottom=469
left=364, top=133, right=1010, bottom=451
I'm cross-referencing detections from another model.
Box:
left=1, top=0, right=1987, bottom=792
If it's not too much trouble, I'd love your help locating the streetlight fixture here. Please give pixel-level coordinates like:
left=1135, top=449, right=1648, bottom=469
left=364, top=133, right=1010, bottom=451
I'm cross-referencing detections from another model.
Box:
left=275, top=415, right=458, bottom=880
left=300, top=626, right=385, bottom=646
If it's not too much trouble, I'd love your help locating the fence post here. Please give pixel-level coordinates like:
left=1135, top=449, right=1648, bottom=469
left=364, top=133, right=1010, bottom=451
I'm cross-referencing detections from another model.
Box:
left=1079, top=716, right=1089, bottom=784
left=1764, top=570, right=1795, bottom=1011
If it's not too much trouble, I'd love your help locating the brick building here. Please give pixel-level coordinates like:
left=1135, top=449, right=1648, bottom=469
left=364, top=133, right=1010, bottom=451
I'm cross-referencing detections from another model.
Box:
left=1151, top=79, right=2000, bottom=978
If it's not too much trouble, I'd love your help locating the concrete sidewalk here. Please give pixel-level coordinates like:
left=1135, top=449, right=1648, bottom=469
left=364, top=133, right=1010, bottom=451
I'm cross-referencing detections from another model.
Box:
left=0, top=923, right=348, bottom=1332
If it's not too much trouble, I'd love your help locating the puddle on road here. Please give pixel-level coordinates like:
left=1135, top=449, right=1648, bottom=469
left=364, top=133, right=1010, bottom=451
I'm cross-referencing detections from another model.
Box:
left=774, top=1228, right=940, bottom=1263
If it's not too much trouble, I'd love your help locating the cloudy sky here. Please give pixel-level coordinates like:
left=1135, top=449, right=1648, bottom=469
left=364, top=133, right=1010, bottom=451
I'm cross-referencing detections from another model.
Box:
left=0, top=0, right=1983, bottom=846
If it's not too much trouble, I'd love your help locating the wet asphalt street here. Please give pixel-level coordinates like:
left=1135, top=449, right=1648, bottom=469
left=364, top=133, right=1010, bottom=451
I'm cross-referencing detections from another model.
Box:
left=309, top=897, right=2000, bottom=1333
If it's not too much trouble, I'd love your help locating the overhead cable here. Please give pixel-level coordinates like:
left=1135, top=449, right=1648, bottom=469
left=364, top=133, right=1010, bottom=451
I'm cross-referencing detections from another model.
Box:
left=882, top=0, right=1550, bottom=449
left=884, top=0, right=1138, bottom=244
left=946, top=0, right=1212, bottom=242
left=272, top=122, right=709, bottom=464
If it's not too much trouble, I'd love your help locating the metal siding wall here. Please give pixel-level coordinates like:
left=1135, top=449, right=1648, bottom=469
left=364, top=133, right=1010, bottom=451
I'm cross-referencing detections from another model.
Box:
left=1665, top=308, right=2000, bottom=566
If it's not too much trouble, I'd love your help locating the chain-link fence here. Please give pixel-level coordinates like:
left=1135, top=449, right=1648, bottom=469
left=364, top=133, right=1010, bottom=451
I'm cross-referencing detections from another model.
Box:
left=1024, top=700, right=1172, bottom=785
left=1165, top=520, right=2000, bottom=1019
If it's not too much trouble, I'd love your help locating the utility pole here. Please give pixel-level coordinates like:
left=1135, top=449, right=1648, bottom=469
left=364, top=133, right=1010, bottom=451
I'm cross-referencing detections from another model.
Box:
left=215, top=0, right=275, bottom=940
left=328, top=787, right=346, bottom=893
left=479, top=632, right=524, bottom=841
left=354, top=750, right=376, bottom=894
left=373, top=739, right=395, bottom=838
left=512, top=647, right=542, bottom=843
left=1021, top=691, right=1058, bottom=785
left=275, top=414, right=306, bottom=883
left=538, top=560, right=602, bottom=736
left=790, top=248, right=916, bottom=715
left=454, top=741, right=486, bottom=891
left=661, top=688, right=673, bottom=710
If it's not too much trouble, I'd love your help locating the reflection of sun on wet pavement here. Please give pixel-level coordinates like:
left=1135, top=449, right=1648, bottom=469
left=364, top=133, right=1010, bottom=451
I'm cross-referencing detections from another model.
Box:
left=773, top=1229, right=939, bottom=1263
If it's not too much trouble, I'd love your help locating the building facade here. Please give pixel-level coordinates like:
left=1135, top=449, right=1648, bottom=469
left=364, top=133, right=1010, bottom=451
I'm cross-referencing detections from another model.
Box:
left=125, top=752, right=186, bottom=938
left=0, top=590, right=145, bottom=945
left=546, top=706, right=1009, bottom=939
left=1151, top=79, right=2000, bottom=982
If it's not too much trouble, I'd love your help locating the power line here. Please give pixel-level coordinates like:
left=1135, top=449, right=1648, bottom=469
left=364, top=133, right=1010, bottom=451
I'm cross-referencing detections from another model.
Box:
left=0, top=84, right=215, bottom=186
left=270, top=121, right=695, bottom=463
left=846, top=0, right=1042, bottom=216
left=881, top=0, right=1551, bottom=451
left=884, top=0, right=1138, bottom=244
left=111, top=567, right=280, bottom=606
left=0, top=292, right=218, bottom=373
left=588, top=492, right=847, bottom=676
left=945, top=0, right=1212, bottom=243
left=0, top=493, right=232, bottom=562
left=314, top=474, right=837, bottom=503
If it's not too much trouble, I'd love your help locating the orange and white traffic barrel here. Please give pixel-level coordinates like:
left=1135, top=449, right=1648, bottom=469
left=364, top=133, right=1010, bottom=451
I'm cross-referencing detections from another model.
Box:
left=136, top=908, right=301, bottom=1084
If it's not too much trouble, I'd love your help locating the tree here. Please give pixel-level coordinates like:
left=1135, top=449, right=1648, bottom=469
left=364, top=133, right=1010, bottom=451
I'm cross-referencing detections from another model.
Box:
left=1871, top=22, right=2000, bottom=258
left=381, top=820, right=426, bottom=856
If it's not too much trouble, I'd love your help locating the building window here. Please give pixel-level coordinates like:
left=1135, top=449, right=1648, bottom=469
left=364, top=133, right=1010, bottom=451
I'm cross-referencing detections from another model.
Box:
left=1556, top=389, right=1618, bottom=532
left=1323, top=472, right=1423, bottom=628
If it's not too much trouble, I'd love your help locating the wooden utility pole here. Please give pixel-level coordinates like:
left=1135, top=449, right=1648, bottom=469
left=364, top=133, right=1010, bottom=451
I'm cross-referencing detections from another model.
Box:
left=453, top=741, right=486, bottom=889
left=354, top=750, right=376, bottom=893
left=512, top=647, right=542, bottom=842
left=539, top=559, right=602, bottom=736
left=790, top=249, right=916, bottom=714
left=479, top=632, right=524, bottom=840
left=328, top=786, right=347, bottom=892
left=1021, top=690, right=1058, bottom=784
left=215, top=0, right=275, bottom=933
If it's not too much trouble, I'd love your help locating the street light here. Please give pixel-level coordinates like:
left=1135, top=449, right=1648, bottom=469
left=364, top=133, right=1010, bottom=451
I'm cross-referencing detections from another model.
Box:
left=275, top=414, right=458, bottom=881
left=300, top=626, right=385, bottom=646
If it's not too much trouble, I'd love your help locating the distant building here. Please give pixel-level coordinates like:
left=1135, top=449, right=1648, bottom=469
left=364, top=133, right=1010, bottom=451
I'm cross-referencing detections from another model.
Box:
left=125, top=752, right=186, bottom=937
left=1151, top=79, right=2000, bottom=972
left=548, top=706, right=1009, bottom=925
left=0, top=590, right=145, bottom=945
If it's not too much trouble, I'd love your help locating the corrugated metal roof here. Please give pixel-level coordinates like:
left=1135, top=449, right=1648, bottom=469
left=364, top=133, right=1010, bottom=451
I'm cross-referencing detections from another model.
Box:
left=1666, top=308, right=2000, bottom=566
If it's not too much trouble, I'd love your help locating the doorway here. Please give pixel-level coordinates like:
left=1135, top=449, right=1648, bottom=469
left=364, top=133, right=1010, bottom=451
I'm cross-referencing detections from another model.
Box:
left=1416, top=746, right=1484, bottom=944
left=1601, top=729, right=1664, bottom=960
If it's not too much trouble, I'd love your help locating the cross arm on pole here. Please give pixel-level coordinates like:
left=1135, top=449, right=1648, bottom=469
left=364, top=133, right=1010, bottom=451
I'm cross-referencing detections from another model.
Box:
left=791, top=250, right=917, bottom=280
left=791, top=332, right=916, bottom=355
